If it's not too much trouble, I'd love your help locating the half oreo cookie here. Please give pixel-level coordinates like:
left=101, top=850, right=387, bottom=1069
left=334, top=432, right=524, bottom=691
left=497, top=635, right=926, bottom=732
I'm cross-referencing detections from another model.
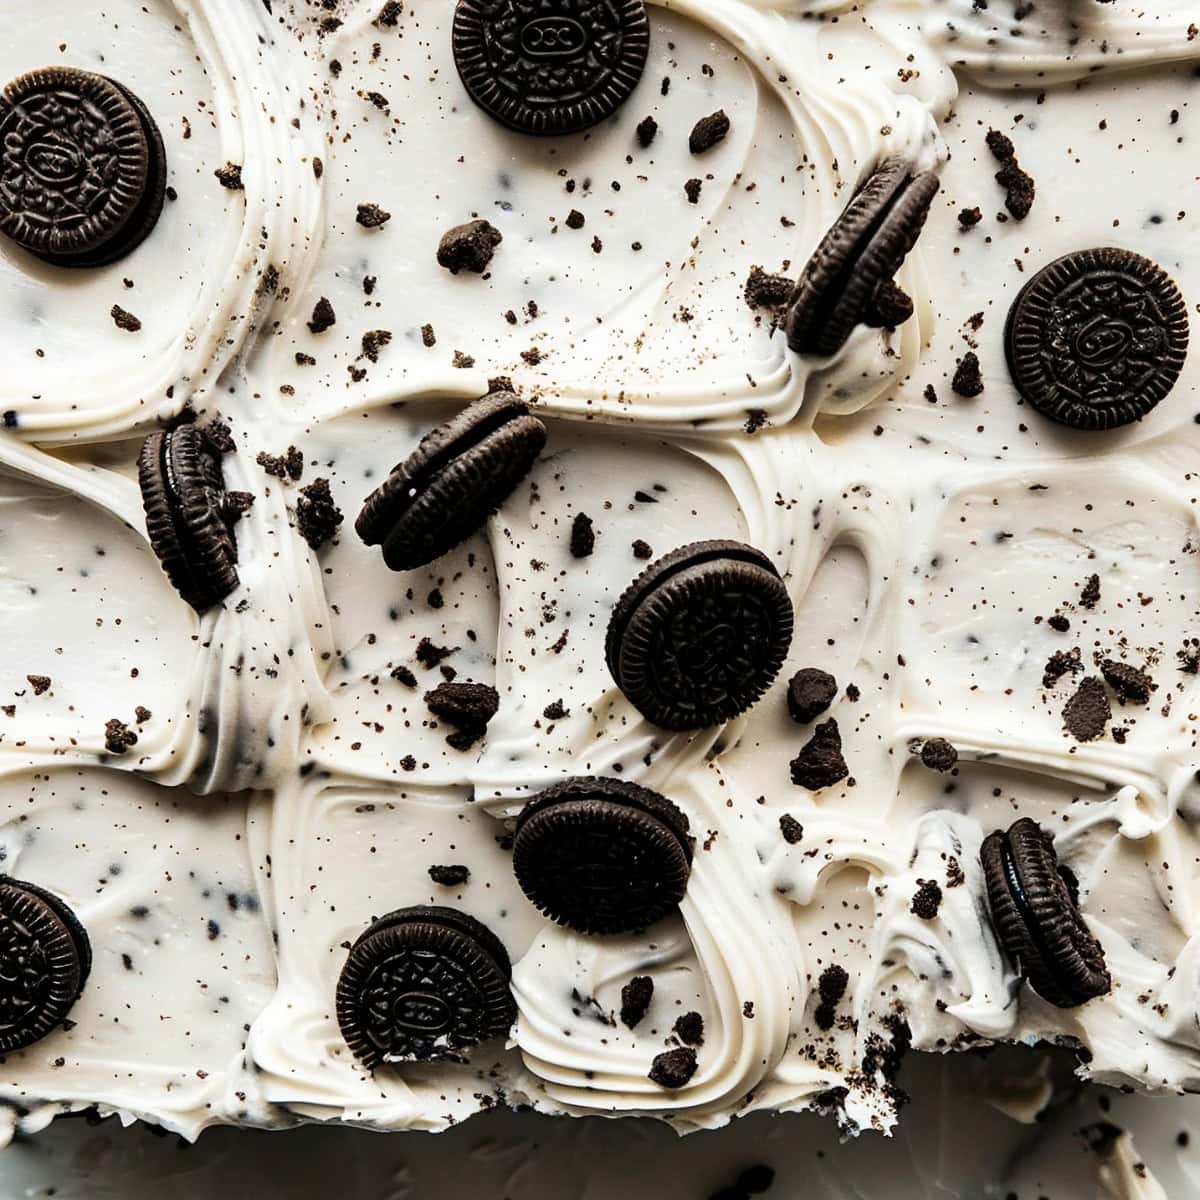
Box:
left=453, top=0, right=650, bottom=136
left=0, top=67, right=167, bottom=268
left=605, top=540, right=793, bottom=730
left=512, top=777, right=692, bottom=934
left=139, top=423, right=247, bottom=613
left=0, top=877, right=92, bottom=1053
left=785, top=159, right=940, bottom=356
left=1004, top=247, right=1189, bottom=430
left=981, top=817, right=1110, bottom=1009
left=355, top=391, right=546, bottom=571
left=336, top=905, right=516, bottom=1069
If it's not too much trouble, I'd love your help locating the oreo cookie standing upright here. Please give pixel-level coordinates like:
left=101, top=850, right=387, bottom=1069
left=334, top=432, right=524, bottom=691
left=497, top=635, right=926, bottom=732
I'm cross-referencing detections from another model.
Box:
left=785, top=159, right=940, bottom=356
left=0, top=67, right=166, bottom=268
left=336, top=905, right=516, bottom=1069
left=512, top=777, right=693, bottom=934
left=605, top=540, right=793, bottom=730
left=355, top=391, right=546, bottom=572
left=139, top=422, right=249, bottom=613
left=453, top=0, right=650, bottom=136
left=0, top=877, right=92, bottom=1053
left=1004, top=246, right=1189, bottom=430
left=981, top=817, right=1110, bottom=1009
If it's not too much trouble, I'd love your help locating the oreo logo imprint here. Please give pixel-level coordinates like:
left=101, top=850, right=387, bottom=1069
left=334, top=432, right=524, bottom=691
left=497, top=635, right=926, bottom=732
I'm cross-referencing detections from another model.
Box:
left=1071, top=313, right=1132, bottom=370
left=26, top=139, right=83, bottom=186
left=392, top=988, right=453, bottom=1036
left=519, top=16, right=587, bottom=58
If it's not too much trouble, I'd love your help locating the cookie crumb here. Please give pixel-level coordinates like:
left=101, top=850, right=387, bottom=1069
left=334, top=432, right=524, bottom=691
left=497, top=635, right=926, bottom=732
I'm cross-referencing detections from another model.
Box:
left=649, top=1046, right=697, bottom=1089
left=437, top=219, right=502, bottom=274
left=920, top=737, right=958, bottom=772
left=911, top=879, right=943, bottom=920
left=569, top=512, right=595, bottom=558
left=428, top=864, right=470, bottom=887
left=620, top=975, right=654, bottom=1028
left=787, top=667, right=837, bottom=724
left=790, top=719, right=848, bottom=790
left=951, top=351, right=984, bottom=397
left=356, top=202, right=392, bottom=229
left=111, top=305, right=141, bottom=332
left=689, top=110, right=730, bottom=154
left=214, top=162, right=243, bottom=190
left=296, top=478, right=343, bottom=549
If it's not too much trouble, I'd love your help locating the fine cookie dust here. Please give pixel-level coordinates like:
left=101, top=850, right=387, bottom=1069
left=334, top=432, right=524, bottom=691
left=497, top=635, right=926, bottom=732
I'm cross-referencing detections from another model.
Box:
left=0, top=0, right=1196, bottom=1162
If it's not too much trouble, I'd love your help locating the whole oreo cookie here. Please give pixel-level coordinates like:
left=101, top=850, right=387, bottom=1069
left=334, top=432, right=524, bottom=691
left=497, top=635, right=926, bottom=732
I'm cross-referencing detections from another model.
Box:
left=336, top=905, right=516, bottom=1069
left=355, top=391, right=546, bottom=571
left=452, top=0, right=650, bottom=136
left=605, top=540, right=793, bottom=730
left=786, top=160, right=940, bottom=356
left=0, top=877, right=91, bottom=1053
left=139, top=423, right=247, bottom=613
left=981, top=817, right=1110, bottom=1009
left=512, top=777, right=692, bottom=934
left=1004, top=247, right=1189, bottom=430
left=0, top=67, right=166, bottom=268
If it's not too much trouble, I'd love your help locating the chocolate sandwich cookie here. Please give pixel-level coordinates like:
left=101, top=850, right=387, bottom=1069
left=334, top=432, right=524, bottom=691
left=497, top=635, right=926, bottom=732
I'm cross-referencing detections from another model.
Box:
left=355, top=391, right=546, bottom=571
left=605, top=540, right=793, bottom=730
left=981, top=817, right=1110, bottom=1009
left=0, top=67, right=166, bottom=268
left=512, top=777, right=692, bottom=934
left=0, top=877, right=92, bottom=1053
left=1004, top=247, right=1189, bottom=431
left=336, top=905, right=516, bottom=1069
left=453, top=0, right=650, bottom=136
left=139, top=423, right=247, bottom=613
left=785, top=160, right=940, bottom=356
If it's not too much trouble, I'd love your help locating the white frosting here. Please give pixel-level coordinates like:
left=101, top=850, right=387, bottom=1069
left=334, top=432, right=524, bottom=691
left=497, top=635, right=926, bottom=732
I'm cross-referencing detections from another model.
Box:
left=0, top=0, right=1197, bottom=1145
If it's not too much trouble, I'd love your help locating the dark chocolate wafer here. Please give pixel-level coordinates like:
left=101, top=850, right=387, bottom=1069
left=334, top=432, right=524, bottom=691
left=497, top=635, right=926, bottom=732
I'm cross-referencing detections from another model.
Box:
left=0, top=67, right=166, bottom=267
left=512, top=777, right=692, bottom=934
left=605, top=540, right=793, bottom=730
left=453, top=0, right=650, bottom=136
left=355, top=391, right=546, bottom=571
left=336, top=905, right=515, bottom=1069
left=981, top=817, right=1110, bottom=1008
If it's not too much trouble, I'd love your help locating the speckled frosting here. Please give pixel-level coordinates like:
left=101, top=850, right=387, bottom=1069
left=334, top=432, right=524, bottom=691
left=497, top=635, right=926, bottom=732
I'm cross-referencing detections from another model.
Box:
left=1, top=0, right=1200, bottom=1144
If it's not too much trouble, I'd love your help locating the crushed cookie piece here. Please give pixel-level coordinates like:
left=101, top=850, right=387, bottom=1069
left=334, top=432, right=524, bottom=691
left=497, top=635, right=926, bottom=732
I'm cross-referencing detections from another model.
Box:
left=1100, top=659, right=1154, bottom=706
left=437, top=219, right=502, bottom=274
left=424, top=682, right=500, bottom=750
left=911, top=879, right=943, bottom=920
left=295, top=478, right=343, bottom=550
left=814, top=964, right=848, bottom=1031
left=689, top=110, right=730, bottom=154
left=951, top=351, right=984, bottom=397
left=428, top=864, right=470, bottom=887
left=570, top=512, right=595, bottom=558
left=104, top=718, right=138, bottom=755
left=214, top=162, right=243, bottom=190
left=621, top=975, right=653, bottom=1028
left=649, top=1046, right=697, bottom=1089
left=356, top=202, right=392, bottom=229
left=111, top=305, right=141, bottom=332
left=787, top=667, right=837, bottom=724
left=790, top=720, right=848, bottom=790
left=744, top=266, right=793, bottom=310
left=307, top=297, right=336, bottom=334
left=360, top=329, right=393, bottom=362
left=985, top=129, right=1035, bottom=220
left=1063, top=676, right=1111, bottom=742
left=920, top=737, right=958, bottom=772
